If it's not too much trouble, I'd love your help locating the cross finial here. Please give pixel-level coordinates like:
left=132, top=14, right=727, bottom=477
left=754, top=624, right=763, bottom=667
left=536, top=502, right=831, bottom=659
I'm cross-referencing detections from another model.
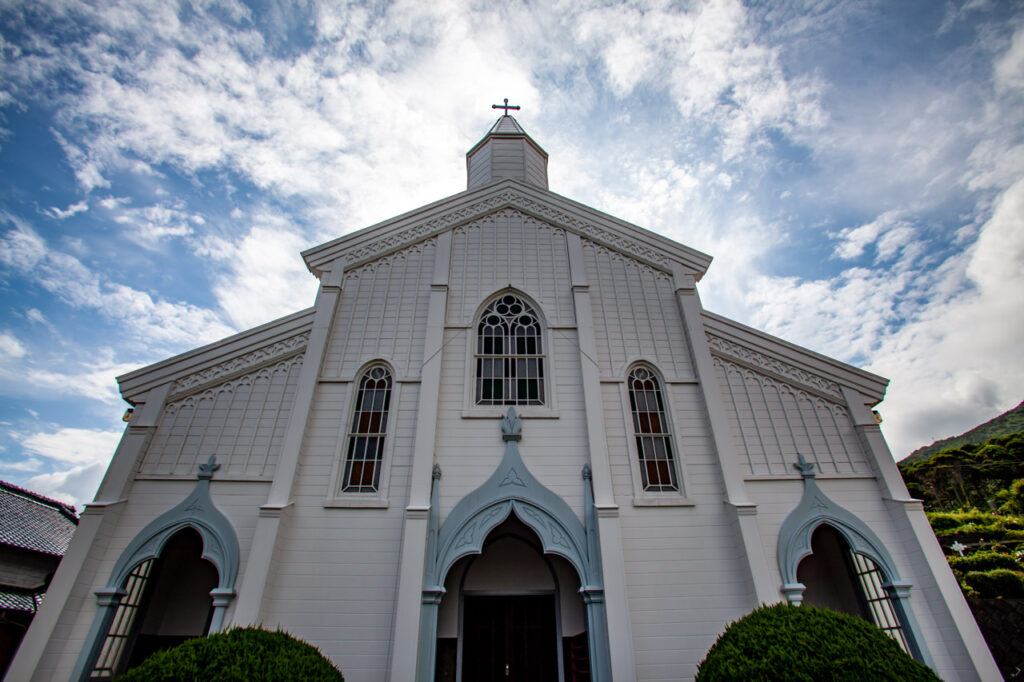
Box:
left=492, top=98, right=521, bottom=116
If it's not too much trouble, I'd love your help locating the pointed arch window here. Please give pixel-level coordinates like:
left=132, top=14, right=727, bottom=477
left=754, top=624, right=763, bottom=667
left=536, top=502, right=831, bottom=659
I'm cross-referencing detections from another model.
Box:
left=628, top=366, right=678, bottom=492
left=342, top=365, right=393, bottom=493
left=475, top=294, right=545, bottom=406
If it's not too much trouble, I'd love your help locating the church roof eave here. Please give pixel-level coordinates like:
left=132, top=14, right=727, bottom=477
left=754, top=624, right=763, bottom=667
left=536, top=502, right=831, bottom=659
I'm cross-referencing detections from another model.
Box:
left=116, top=307, right=316, bottom=404
left=702, top=310, right=889, bottom=404
left=301, top=178, right=712, bottom=280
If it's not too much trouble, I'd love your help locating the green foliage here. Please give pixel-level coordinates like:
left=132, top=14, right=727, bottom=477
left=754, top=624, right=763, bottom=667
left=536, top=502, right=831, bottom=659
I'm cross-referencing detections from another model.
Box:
left=899, top=431, right=1024, bottom=511
left=961, top=569, right=1024, bottom=599
left=926, top=510, right=1024, bottom=539
left=948, top=551, right=1023, bottom=575
left=695, top=603, right=939, bottom=682
left=114, top=627, right=344, bottom=682
left=904, top=400, right=1024, bottom=462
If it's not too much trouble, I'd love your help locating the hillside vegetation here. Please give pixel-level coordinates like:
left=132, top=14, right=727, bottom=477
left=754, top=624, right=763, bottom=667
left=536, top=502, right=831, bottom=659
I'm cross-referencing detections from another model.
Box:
left=903, top=400, right=1024, bottom=463
left=898, top=430, right=1024, bottom=599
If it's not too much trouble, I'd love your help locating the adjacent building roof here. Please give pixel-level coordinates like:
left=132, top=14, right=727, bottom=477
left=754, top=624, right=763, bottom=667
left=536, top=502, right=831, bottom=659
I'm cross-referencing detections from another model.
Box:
left=0, top=481, right=78, bottom=557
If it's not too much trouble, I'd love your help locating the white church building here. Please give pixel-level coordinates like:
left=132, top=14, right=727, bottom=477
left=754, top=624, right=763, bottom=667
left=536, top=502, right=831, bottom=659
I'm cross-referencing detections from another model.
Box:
left=9, top=111, right=1000, bottom=681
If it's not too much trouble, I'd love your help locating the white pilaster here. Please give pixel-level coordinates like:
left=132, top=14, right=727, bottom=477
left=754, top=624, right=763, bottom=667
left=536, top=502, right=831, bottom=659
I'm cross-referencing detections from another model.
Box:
left=389, top=231, right=451, bottom=682
left=7, top=383, right=169, bottom=681
left=842, top=388, right=1001, bottom=680
left=672, top=266, right=777, bottom=605
left=566, top=232, right=637, bottom=682
left=231, top=260, right=344, bottom=626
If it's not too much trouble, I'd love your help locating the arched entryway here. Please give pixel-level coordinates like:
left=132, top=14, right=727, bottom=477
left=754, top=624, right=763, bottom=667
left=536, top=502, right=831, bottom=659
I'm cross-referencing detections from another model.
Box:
left=71, top=457, right=239, bottom=682
left=435, top=515, right=589, bottom=682
left=797, top=524, right=913, bottom=652
left=417, top=409, right=611, bottom=682
left=91, top=528, right=218, bottom=679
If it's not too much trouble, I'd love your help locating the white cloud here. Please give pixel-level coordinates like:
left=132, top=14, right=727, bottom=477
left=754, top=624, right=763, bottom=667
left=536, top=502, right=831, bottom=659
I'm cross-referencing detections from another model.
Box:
left=0, top=221, right=235, bottom=347
left=26, top=461, right=109, bottom=508
left=20, top=426, right=122, bottom=465
left=210, top=217, right=319, bottom=329
left=44, top=200, right=89, bottom=220
left=0, top=331, right=27, bottom=359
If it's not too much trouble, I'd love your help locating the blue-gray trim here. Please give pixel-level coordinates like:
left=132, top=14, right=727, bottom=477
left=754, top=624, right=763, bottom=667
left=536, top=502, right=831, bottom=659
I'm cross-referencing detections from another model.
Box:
left=70, top=456, right=240, bottom=682
left=777, top=454, right=932, bottom=667
left=416, top=408, right=611, bottom=682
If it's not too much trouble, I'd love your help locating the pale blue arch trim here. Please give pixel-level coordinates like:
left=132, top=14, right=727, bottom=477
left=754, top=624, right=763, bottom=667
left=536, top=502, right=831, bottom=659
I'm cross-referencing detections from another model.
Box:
left=777, top=454, right=933, bottom=667
left=71, top=456, right=240, bottom=682
left=416, top=409, right=610, bottom=682
left=104, top=456, right=239, bottom=594
left=428, top=409, right=590, bottom=587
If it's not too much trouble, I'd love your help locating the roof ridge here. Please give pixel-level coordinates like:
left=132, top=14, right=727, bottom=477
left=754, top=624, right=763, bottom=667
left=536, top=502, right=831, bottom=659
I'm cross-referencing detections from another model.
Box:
left=0, top=480, right=79, bottom=523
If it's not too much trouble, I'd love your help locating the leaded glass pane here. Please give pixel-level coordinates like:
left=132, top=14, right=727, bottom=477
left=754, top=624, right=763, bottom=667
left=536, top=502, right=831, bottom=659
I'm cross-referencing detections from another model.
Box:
left=629, top=367, right=678, bottom=491
left=342, top=366, right=392, bottom=493
left=474, top=295, right=544, bottom=406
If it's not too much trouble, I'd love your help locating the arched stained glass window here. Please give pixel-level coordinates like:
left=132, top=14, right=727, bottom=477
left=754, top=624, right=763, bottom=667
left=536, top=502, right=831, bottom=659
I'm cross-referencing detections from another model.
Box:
left=475, top=294, right=545, bottom=406
left=628, top=366, right=678, bottom=491
left=342, top=366, right=392, bottom=492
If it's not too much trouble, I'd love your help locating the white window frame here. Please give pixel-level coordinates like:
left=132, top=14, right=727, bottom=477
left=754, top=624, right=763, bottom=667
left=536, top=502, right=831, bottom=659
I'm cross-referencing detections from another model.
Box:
left=619, top=362, right=693, bottom=507
left=325, top=361, right=398, bottom=508
left=463, top=291, right=558, bottom=419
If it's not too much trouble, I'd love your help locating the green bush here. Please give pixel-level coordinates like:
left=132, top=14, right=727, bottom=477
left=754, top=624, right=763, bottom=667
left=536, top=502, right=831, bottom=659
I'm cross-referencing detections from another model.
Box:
left=115, top=626, right=344, bottom=682
left=948, top=551, right=1023, bottom=574
left=695, top=603, right=939, bottom=682
left=962, top=569, right=1024, bottom=599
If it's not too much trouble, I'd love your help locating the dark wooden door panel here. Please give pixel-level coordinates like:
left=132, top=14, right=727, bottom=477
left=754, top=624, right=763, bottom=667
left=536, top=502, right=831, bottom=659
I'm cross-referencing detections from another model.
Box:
left=463, top=595, right=557, bottom=682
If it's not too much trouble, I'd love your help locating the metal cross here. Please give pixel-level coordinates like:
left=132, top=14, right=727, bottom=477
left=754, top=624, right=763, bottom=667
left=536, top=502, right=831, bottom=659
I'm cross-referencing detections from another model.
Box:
left=492, top=98, right=521, bottom=115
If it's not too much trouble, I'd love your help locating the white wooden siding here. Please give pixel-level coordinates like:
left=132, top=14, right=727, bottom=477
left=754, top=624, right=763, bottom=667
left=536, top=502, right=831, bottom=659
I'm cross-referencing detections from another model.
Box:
left=713, top=357, right=871, bottom=477
left=323, top=239, right=435, bottom=379
left=140, top=357, right=303, bottom=478
left=447, top=210, right=574, bottom=326
left=582, top=239, right=694, bottom=380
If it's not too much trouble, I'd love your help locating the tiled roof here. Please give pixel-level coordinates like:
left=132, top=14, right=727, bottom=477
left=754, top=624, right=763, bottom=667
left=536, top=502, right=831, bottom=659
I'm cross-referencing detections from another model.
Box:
left=0, top=481, right=78, bottom=556
left=0, top=587, right=43, bottom=613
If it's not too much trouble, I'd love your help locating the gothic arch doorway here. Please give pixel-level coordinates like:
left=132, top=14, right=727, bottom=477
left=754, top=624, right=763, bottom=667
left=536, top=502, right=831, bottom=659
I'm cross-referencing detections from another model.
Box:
left=435, top=514, right=589, bottom=682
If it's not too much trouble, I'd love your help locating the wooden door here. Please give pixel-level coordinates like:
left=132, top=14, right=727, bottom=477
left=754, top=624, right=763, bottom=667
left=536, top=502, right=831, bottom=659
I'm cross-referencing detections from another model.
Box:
left=462, top=595, right=558, bottom=682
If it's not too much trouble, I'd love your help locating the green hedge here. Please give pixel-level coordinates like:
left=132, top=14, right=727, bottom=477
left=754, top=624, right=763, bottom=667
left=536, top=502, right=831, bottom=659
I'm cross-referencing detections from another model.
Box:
left=115, top=626, right=343, bottom=682
left=948, top=551, right=1022, bottom=574
left=962, top=569, right=1024, bottom=599
left=695, top=603, right=939, bottom=682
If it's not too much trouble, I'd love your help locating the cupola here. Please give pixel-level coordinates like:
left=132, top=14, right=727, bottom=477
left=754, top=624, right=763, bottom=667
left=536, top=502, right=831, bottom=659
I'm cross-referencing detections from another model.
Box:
left=466, top=103, right=548, bottom=190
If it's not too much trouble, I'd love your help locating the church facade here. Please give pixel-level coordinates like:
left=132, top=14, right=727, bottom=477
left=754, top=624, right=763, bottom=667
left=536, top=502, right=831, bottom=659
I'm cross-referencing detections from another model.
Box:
left=10, top=114, right=999, bottom=681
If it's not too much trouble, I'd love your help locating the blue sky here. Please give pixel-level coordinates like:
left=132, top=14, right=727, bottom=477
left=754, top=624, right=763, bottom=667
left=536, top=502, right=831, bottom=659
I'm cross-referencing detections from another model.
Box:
left=1, top=0, right=1021, bottom=508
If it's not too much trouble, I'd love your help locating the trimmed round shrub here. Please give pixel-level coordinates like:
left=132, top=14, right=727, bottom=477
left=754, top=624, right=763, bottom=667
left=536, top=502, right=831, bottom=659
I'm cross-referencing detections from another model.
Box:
left=962, top=568, right=1024, bottom=598
left=695, top=603, right=939, bottom=682
left=115, top=626, right=343, bottom=682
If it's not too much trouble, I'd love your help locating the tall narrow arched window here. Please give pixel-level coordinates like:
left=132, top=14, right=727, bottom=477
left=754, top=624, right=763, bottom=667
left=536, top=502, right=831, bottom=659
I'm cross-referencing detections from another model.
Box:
left=628, top=366, right=678, bottom=491
left=342, top=365, right=393, bottom=492
left=475, top=294, right=545, bottom=406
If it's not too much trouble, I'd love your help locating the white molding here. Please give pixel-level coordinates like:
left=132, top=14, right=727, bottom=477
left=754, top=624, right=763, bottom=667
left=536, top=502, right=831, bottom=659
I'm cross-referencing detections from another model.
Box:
left=302, top=180, right=711, bottom=280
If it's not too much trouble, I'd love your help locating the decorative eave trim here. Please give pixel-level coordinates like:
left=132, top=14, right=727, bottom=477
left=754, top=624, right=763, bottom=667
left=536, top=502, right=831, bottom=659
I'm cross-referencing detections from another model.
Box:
left=167, top=332, right=309, bottom=399
left=302, top=179, right=712, bottom=279
left=702, top=311, right=888, bottom=403
left=117, top=308, right=315, bottom=403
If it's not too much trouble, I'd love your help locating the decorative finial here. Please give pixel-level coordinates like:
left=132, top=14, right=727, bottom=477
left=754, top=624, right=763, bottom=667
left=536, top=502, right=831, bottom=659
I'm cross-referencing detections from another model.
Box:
left=492, top=98, right=521, bottom=116
left=582, top=464, right=592, bottom=480
left=793, top=453, right=816, bottom=479
left=198, top=455, right=221, bottom=480
left=432, top=464, right=442, bottom=480
left=501, top=407, right=522, bottom=441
